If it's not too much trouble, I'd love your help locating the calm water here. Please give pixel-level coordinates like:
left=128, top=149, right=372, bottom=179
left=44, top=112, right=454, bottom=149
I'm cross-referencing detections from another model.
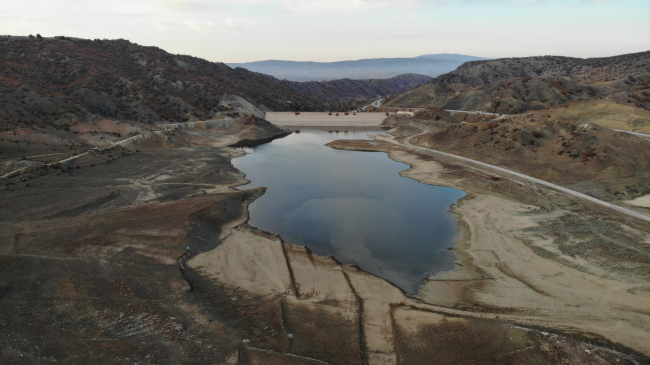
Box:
left=233, top=129, right=465, bottom=295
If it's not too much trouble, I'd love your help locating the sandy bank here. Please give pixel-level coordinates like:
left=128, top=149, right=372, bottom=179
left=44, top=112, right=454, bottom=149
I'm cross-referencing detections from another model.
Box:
left=327, top=136, right=650, bottom=358
left=187, top=223, right=646, bottom=364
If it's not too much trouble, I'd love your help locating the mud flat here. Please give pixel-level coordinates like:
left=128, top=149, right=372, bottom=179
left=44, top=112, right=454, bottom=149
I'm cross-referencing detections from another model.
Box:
left=266, top=112, right=386, bottom=127
left=328, top=135, right=650, bottom=360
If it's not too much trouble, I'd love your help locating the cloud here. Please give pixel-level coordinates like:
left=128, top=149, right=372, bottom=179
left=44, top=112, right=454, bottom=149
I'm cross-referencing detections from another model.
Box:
left=224, top=18, right=256, bottom=31
left=184, top=19, right=215, bottom=32
left=151, top=21, right=167, bottom=32
left=233, top=0, right=422, bottom=13
left=156, top=0, right=211, bottom=12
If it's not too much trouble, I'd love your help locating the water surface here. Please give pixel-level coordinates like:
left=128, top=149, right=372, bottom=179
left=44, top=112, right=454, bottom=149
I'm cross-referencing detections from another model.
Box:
left=233, top=129, right=465, bottom=295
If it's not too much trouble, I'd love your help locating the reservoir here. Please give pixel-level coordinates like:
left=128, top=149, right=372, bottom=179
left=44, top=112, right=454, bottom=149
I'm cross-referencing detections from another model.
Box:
left=233, top=129, right=466, bottom=295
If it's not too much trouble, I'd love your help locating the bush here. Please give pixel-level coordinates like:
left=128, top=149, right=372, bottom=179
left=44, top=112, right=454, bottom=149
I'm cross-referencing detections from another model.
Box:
left=434, top=114, right=440, bottom=121
left=336, top=112, right=339, bottom=116
left=294, top=111, right=300, bottom=115
left=529, top=139, right=535, bottom=145
left=532, top=130, right=541, bottom=138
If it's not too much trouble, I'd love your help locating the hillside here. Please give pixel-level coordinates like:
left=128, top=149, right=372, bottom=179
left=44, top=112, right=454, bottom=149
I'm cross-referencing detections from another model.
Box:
left=227, top=54, right=488, bottom=81
left=0, top=35, right=328, bottom=132
left=280, top=73, right=431, bottom=109
left=382, top=109, right=650, bottom=202
left=384, top=51, right=650, bottom=132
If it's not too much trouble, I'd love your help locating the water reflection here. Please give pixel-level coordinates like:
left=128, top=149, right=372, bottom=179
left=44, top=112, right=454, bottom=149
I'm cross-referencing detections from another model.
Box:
left=233, top=129, right=465, bottom=295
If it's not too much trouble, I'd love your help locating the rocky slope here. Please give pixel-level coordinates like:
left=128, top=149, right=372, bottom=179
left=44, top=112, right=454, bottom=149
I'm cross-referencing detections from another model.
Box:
left=0, top=35, right=327, bottom=132
left=280, top=73, right=431, bottom=108
left=384, top=51, right=650, bottom=130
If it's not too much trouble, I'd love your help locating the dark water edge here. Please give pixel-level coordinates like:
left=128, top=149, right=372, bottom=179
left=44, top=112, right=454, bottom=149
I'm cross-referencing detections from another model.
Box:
left=233, top=129, right=466, bottom=295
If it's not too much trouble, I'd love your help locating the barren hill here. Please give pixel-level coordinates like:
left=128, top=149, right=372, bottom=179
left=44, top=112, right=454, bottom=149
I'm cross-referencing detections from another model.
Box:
left=385, top=51, right=650, bottom=131
left=386, top=110, right=650, bottom=201
left=0, top=35, right=327, bottom=131
left=279, top=73, right=431, bottom=107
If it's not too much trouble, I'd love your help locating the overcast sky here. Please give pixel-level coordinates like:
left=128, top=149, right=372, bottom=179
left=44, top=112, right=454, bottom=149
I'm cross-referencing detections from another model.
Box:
left=1, top=0, right=649, bottom=63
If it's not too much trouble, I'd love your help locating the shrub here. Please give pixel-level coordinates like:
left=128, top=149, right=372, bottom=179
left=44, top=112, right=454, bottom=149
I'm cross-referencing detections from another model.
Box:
left=434, top=114, right=440, bottom=121
left=328, top=112, right=332, bottom=115
left=294, top=111, right=300, bottom=115
left=532, top=130, right=541, bottom=138
left=529, top=139, right=535, bottom=145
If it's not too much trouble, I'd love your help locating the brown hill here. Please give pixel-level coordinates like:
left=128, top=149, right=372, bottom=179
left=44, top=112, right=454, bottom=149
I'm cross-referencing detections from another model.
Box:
left=384, top=52, right=650, bottom=131
left=395, top=111, right=650, bottom=201
left=433, top=52, right=650, bottom=85
left=278, top=73, right=431, bottom=109
left=0, top=35, right=327, bottom=132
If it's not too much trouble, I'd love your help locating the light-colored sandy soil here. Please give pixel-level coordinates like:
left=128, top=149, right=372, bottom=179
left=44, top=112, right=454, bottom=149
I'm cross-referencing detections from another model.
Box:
left=183, top=127, right=649, bottom=363
left=626, top=194, right=650, bottom=208
left=266, top=112, right=387, bottom=127
left=328, top=135, right=650, bottom=358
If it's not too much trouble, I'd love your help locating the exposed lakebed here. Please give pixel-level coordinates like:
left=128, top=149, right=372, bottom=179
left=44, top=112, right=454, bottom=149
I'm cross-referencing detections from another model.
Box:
left=233, top=129, right=465, bottom=295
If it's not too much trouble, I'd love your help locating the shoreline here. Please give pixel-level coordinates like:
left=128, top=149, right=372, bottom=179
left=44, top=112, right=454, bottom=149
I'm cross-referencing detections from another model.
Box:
left=326, top=135, right=650, bottom=358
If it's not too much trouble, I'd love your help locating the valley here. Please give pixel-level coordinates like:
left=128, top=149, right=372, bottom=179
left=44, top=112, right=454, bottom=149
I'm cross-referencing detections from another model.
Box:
left=0, top=35, right=649, bottom=364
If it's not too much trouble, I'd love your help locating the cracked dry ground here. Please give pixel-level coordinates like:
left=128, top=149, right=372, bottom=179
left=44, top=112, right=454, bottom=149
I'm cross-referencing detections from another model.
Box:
left=0, top=129, right=646, bottom=364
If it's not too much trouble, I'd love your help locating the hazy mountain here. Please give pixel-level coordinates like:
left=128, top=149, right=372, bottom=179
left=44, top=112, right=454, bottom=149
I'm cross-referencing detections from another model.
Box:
left=227, top=54, right=489, bottom=81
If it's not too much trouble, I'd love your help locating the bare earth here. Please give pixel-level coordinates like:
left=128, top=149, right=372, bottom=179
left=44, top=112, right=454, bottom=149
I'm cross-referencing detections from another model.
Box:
left=327, top=135, right=650, bottom=359
left=2, top=114, right=648, bottom=363
left=626, top=194, right=650, bottom=208
left=266, top=112, right=386, bottom=127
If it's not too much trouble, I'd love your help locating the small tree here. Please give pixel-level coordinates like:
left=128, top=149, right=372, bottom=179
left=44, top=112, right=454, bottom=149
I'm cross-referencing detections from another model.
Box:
left=434, top=114, right=440, bottom=121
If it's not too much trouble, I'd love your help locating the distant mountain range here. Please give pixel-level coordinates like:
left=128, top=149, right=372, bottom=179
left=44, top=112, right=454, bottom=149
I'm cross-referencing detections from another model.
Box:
left=227, top=54, right=489, bottom=81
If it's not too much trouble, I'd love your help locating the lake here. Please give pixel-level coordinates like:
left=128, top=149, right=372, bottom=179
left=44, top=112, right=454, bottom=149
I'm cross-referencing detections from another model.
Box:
left=233, top=129, right=465, bottom=295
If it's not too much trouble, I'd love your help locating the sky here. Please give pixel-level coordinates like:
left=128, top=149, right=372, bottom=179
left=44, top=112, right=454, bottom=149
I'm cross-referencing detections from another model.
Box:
left=1, top=0, right=649, bottom=63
